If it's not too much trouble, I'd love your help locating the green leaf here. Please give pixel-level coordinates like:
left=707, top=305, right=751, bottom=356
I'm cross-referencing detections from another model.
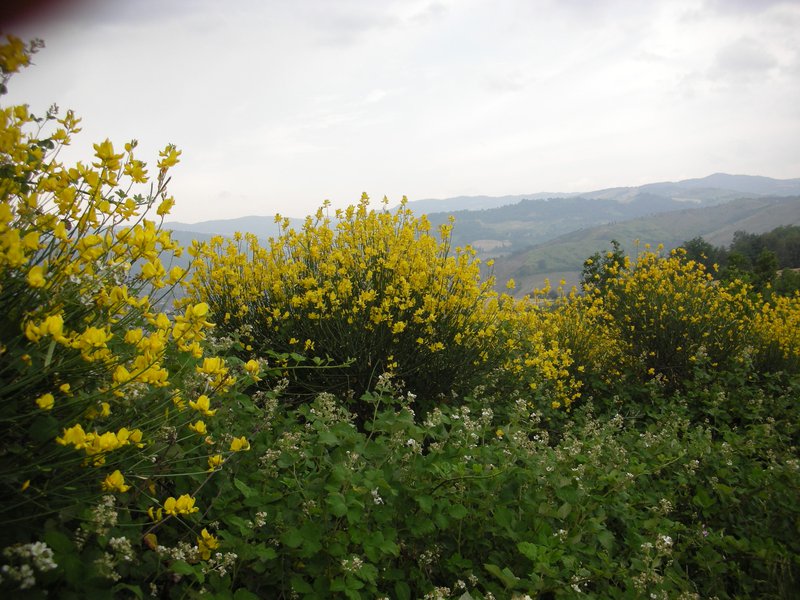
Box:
left=225, top=515, right=253, bottom=535
left=44, top=529, right=73, bottom=555
left=234, top=589, right=261, bottom=600
left=112, top=583, right=143, bottom=599
left=449, top=503, right=469, bottom=519
left=597, top=530, right=614, bottom=550
left=291, top=575, right=314, bottom=593
left=517, top=541, right=540, bottom=562
left=693, top=488, right=715, bottom=509
left=319, top=430, right=339, bottom=446
left=394, top=581, right=411, bottom=600
left=234, top=477, right=257, bottom=499
left=484, top=563, right=520, bottom=589
left=416, top=494, right=434, bottom=513
left=326, top=492, right=348, bottom=517
left=171, top=560, right=194, bottom=576
left=171, top=559, right=203, bottom=583
left=557, top=502, right=572, bottom=519
left=253, top=544, right=278, bottom=561
left=282, top=528, right=304, bottom=548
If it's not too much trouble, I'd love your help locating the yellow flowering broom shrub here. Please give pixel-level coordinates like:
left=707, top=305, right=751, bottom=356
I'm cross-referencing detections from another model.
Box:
left=538, top=290, right=626, bottom=393
left=585, top=247, right=755, bottom=387
left=189, top=196, right=505, bottom=407
left=0, top=36, right=251, bottom=587
left=491, top=294, right=584, bottom=411
left=750, top=293, right=800, bottom=374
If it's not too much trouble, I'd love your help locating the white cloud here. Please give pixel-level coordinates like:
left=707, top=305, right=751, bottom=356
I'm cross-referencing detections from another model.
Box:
left=2, top=0, right=798, bottom=222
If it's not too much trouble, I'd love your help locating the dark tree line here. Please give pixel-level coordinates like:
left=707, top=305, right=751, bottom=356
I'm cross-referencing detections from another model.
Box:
left=581, top=226, right=800, bottom=297
left=680, top=225, right=800, bottom=295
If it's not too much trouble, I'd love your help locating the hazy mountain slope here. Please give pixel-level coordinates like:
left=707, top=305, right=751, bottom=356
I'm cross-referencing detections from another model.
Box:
left=164, top=215, right=303, bottom=239
left=400, top=192, right=569, bottom=214
left=404, top=173, right=799, bottom=214
left=492, top=196, right=800, bottom=295
left=656, top=173, right=800, bottom=196
left=161, top=175, right=798, bottom=248
left=425, top=193, right=701, bottom=255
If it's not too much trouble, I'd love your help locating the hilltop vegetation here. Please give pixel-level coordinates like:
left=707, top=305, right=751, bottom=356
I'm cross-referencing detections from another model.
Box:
left=2, top=37, right=800, bottom=599
left=163, top=184, right=800, bottom=297
left=493, top=196, right=800, bottom=294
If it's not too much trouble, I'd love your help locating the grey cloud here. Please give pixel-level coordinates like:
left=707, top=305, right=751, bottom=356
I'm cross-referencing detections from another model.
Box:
left=709, top=37, right=778, bottom=82
left=483, top=69, right=530, bottom=93
left=409, top=1, right=449, bottom=25
left=704, top=0, right=794, bottom=14
left=294, top=0, right=449, bottom=46
left=295, top=1, right=400, bottom=46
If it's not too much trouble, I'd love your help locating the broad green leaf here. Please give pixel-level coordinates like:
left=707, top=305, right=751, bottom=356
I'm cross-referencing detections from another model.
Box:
left=282, top=528, right=304, bottom=548
left=234, top=477, right=257, bottom=499
left=416, top=494, right=434, bottom=513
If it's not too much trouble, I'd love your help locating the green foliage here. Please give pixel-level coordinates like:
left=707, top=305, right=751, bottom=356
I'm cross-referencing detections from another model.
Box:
left=6, top=34, right=800, bottom=600
left=185, top=378, right=800, bottom=599
left=679, top=236, right=721, bottom=271
left=580, top=239, right=627, bottom=292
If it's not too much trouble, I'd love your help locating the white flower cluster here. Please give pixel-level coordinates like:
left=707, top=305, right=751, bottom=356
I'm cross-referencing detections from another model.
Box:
left=203, top=551, right=238, bottom=577
left=156, top=540, right=198, bottom=562
left=341, top=554, right=364, bottom=574
left=0, top=541, right=57, bottom=590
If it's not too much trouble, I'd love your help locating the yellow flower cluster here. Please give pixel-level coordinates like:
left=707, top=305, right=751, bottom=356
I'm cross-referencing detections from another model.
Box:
left=496, top=294, right=584, bottom=409
left=750, top=294, right=800, bottom=372
left=189, top=195, right=506, bottom=404
left=148, top=494, right=199, bottom=521
left=197, top=528, right=220, bottom=560
left=101, top=469, right=131, bottom=493
left=0, top=36, right=246, bottom=551
left=55, top=424, right=143, bottom=464
left=550, top=248, right=762, bottom=388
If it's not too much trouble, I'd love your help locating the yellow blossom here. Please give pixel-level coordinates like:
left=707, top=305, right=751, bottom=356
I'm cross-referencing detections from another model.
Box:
left=101, top=470, right=131, bottom=493
left=35, top=393, right=54, bottom=410
left=188, top=420, right=207, bottom=435
left=189, top=394, right=217, bottom=416
left=163, top=494, right=198, bottom=516
left=197, top=528, right=220, bottom=560
left=230, top=436, right=250, bottom=452
left=27, top=265, right=45, bottom=287
left=244, top=359, right=261, bottom=380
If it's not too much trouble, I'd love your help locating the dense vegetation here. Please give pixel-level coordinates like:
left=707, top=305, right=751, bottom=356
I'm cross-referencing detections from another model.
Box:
left=681, top=227, right=800, bottom=296
left=2, top=37, right=799, bottom=599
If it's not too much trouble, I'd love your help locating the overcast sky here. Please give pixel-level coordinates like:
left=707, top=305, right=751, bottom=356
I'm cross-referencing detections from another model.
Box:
left=4, top=0, right=800, bottom=222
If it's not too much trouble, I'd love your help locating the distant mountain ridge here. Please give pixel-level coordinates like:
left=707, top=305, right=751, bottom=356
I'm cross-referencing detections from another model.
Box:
left=164, top=174, right=800, bottom=237
left=492, top=195, right=800, bottom=295
left=161, top=174, right=800, bottom=296
left=164, top=215, right=303, bottom=240
left=404, top=173, right=800, bottom=213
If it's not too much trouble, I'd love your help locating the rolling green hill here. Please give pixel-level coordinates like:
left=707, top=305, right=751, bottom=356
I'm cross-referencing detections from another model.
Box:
left=491, top=196, right=800, bottom=295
